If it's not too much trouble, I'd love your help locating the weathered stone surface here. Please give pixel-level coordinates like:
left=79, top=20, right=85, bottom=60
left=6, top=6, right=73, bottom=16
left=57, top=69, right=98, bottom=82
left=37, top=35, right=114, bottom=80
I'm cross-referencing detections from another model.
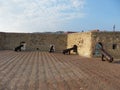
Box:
left=1, top=33, right=67, bottom=52
left=91, top=32, right=120, bottom=58
left=0, top=32, right=5, bottom=50
left=0, top=31, right=120, bottom=58
left=67, top=32, right=92, bottom=57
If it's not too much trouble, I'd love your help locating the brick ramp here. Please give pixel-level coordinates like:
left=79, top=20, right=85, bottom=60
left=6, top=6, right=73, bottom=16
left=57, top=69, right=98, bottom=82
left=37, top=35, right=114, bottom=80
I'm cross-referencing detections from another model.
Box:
left=0, top=51, right=120, bottom=90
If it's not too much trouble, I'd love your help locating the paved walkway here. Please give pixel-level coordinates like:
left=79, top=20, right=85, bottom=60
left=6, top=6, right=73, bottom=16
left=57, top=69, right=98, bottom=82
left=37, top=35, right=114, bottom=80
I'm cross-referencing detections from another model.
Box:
left=0, top=50, right=120, bottom=90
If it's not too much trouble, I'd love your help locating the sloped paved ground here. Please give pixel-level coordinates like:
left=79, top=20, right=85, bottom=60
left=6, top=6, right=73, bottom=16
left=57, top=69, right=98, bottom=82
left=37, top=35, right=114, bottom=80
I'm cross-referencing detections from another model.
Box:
left=0, top=50, right=120, bottom=90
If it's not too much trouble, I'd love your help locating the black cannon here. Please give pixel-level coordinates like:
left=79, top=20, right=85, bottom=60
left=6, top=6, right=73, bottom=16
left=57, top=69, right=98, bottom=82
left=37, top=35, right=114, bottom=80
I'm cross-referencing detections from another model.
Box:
left=63, top=45, right=77, bottom=55
left=14, top=45, right=24, bottom=51
left=14, top=41, right=26, bottom=52
left=101, top=48, right=113, bottom=62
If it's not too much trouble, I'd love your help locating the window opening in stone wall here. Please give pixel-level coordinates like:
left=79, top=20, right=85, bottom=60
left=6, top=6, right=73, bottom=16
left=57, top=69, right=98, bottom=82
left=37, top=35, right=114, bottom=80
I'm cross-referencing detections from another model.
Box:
left=112, top=44, right=117, bottom=50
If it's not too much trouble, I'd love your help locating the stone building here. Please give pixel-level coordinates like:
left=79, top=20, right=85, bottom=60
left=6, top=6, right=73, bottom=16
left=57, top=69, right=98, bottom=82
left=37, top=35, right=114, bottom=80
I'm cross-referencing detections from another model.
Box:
left=68, top=32, right=120, bottom=59
left=0, top=31, right=120, bottom=59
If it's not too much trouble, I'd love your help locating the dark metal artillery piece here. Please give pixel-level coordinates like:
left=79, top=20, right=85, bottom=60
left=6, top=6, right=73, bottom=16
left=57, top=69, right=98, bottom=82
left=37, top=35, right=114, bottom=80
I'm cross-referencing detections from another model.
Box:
left=63, top=45, right=77, bottom=55
left=14, top=41, right=26, bottom=52
left=100, top=48, right=113, bottom=62
left=94, top=42, right=113, bottom=62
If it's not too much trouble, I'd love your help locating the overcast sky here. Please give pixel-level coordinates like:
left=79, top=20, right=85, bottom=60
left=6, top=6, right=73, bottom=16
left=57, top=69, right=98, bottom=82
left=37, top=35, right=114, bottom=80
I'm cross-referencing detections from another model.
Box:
left=0, top=0, right=120, bottom=33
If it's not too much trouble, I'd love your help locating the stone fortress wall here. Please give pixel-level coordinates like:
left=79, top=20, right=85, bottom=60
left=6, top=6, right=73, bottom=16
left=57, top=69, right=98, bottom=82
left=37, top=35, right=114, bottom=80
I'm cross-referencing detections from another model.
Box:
left=0, top=31, right=120, bottom=58
left=0, top=32, right=5, bottom=50
left=0, top=32, right=67, bottom=52
left=67, top=32, right=92, bottom=57
left=91, top=32, right=120, bottom=59
left=68, top=32, right=120, bottom=58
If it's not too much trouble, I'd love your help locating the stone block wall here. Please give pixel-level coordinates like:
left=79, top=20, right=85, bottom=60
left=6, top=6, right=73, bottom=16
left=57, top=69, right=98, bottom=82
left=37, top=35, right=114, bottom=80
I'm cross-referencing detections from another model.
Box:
left=3, top=33, right=67, bottom=52
left=4, top=33, right=30, bottom=50
left=67, top=32, right=92, bottom=57
left=0, top=32, right=120, bottom=58
left=0, top=32, right=6, bottom=50
left=91, top=32, right=120, bottom=59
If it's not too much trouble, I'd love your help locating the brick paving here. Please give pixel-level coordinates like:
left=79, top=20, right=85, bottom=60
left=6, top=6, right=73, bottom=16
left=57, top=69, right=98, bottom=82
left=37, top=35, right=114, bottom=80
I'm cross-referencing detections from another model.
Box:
left=0, top=50, right=120, bottom=90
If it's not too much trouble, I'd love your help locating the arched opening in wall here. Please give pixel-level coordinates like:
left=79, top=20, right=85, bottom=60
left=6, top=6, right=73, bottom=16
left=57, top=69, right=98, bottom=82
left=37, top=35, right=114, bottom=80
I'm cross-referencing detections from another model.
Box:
left=112, top=44, right=117, bottom=50
left=36, top=48, right=39, bottom=50
left=93, top=42, right=103, bottom=57
left=20, top=41, right=26, bottom=51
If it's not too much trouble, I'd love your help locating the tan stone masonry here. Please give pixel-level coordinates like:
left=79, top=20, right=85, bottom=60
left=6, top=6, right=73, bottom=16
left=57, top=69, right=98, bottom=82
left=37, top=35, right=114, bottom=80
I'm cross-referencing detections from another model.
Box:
left=0, top=31, right=120, bottom=58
